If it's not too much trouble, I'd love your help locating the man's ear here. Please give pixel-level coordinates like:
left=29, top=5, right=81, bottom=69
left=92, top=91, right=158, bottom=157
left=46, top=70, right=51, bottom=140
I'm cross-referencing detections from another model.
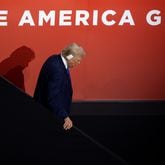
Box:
left=66, top=54, right=74, bottom=60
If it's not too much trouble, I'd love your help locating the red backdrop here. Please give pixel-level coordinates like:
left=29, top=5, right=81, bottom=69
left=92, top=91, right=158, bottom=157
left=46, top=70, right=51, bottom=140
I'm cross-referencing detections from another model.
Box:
left=0, top=0, right=165, bottom=100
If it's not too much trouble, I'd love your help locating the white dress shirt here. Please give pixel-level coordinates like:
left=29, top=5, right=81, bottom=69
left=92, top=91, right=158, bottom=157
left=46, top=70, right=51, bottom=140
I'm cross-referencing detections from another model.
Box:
left=61, top=54, right=68, bottom=69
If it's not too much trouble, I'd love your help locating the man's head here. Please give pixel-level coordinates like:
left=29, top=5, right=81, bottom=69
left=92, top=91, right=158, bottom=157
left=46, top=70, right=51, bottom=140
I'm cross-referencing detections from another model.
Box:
left=62, top=43, right=86, bottom=68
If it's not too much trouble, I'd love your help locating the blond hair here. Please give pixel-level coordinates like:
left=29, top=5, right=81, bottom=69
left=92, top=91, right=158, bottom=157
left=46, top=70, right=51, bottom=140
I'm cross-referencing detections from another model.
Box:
left=62, top=42, right=86, bottom=58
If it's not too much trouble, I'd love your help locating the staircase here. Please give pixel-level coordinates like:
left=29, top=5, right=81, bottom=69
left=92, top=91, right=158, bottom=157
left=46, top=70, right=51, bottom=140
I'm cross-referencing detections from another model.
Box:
left=0, top=76, right=127, bottom=165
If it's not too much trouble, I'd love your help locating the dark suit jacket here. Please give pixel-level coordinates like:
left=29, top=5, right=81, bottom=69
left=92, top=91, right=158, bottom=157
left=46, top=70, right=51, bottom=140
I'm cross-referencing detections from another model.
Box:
left=33, top=54, right=73, bottom=119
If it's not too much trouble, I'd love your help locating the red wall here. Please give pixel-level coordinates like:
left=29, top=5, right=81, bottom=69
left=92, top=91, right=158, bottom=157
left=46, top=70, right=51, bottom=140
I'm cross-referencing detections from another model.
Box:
left=0, top=0, right=165, bottom=100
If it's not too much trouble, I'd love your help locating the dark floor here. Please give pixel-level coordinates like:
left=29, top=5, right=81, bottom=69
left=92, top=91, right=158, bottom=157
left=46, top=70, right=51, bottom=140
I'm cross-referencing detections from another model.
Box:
left=72, top=115, right=165, bottom=165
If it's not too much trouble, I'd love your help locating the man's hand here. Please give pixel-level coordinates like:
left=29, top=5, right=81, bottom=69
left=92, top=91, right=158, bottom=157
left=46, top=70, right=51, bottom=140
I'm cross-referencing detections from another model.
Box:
left=63, top=117, right=73, bottom=130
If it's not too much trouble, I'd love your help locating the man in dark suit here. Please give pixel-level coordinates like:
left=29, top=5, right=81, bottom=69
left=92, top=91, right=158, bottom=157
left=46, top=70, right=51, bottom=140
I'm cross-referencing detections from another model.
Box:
left=33, top=43, right=85, bottom=130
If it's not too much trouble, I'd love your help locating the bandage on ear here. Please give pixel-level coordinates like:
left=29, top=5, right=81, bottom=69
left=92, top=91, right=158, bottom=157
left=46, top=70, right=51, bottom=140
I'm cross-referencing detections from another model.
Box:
left=66, top=54, right=74, bottom=60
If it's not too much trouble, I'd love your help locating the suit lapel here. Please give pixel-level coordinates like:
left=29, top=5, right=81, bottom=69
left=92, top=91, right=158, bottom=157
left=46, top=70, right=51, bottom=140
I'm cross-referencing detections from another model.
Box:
left=57, top=55, right=73, bottom=94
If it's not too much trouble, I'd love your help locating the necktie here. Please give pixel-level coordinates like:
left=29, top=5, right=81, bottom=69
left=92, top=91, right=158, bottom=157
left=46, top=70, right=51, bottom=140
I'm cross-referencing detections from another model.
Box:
left=66, top=68, right=70, bottom=77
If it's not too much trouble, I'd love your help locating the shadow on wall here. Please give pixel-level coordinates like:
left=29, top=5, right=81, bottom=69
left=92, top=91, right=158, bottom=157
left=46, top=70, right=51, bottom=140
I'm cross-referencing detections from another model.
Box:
left=0, top=46, right=35, bottom=92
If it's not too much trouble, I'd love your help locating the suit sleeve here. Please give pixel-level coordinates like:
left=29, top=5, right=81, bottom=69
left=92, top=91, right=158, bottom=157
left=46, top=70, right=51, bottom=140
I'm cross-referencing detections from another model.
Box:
left=46, top=64, right=68, bottom=119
